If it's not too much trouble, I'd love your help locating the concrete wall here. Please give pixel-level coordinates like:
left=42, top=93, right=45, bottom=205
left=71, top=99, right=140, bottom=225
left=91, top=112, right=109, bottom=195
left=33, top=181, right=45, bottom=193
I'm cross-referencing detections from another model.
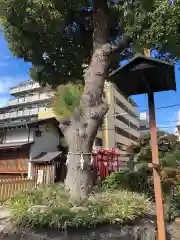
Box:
left=29, top=124, right=60, bottom=159
left=28, top=123, right=60, bottom=178
left=2, top=124, right=59, bottom=154
left=3, top=127, right=33, bottom=143
left=38, top=107, right=56, bottom=119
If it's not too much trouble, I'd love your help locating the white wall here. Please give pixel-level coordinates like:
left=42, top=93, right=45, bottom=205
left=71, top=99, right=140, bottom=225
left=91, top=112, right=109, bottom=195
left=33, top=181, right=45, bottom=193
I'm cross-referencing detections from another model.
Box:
left=3, top=127, right=34, bottom=143
left=29, top=124, right=60, bottom=160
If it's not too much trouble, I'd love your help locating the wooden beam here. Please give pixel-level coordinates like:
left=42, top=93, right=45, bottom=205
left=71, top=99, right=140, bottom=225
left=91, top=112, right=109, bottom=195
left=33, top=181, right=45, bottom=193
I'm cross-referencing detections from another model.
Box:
left=148, top=91, right=166, bottom=240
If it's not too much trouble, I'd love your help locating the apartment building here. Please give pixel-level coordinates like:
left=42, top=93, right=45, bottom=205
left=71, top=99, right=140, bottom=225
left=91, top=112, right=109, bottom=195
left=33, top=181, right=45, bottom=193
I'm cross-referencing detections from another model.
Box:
left=0, top=80, right=140, bottom=151
left=101, top=82, right=140, bottom=152
left=0, top=80, right=54, bottom=123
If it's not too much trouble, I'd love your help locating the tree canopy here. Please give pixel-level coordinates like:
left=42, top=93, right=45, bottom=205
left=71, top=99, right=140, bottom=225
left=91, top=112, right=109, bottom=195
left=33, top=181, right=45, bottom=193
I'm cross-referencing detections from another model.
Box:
left=1, top=0, right=180, bottom=88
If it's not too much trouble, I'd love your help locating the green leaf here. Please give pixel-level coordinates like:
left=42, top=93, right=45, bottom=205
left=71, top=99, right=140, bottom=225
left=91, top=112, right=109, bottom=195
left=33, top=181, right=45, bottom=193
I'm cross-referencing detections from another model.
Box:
left=52, top=83, right=83, bottom=120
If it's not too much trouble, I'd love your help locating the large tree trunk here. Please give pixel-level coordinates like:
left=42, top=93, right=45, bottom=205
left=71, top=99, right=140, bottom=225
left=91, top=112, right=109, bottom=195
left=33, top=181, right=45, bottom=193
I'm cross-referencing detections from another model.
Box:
left=59, top=0, right=130, bottom=201
left=60, top=45, right=110, bottom=201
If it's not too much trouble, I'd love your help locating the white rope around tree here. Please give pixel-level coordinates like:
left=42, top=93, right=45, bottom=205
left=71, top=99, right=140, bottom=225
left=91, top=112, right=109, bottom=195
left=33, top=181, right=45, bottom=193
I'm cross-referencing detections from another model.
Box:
left=66, top=152, right=94, bottom=169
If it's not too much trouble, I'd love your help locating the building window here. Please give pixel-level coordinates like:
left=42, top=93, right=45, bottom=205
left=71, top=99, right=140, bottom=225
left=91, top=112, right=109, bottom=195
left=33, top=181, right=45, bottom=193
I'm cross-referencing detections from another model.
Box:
left=140, top=125, right=149, bottom=131
left=116, top=142, right=127, bottom=151
left=95, top=137, right=103, bottom=146
left=115, top=126, right=138, bottom=142
left=116, top=142, right=122, bottom=150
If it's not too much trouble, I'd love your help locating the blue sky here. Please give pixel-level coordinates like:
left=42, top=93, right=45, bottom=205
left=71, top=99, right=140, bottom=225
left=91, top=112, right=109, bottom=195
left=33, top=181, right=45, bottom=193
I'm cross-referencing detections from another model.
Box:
left=0, top=32, right=180, bottom=133
left=0, top=32, right=31, bottom=105
left=131, top=64, right=180, bottom=133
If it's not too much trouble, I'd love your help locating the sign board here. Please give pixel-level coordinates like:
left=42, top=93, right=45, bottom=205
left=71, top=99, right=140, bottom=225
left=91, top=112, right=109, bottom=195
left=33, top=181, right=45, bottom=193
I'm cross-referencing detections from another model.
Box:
left=37, top=170, right=44, bottom=184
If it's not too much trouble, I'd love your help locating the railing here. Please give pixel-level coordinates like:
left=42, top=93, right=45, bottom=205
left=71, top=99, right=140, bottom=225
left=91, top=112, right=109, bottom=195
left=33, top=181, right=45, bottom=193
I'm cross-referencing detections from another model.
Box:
left=116, top=104, right=140, bottom=127
left=0, top=178, right=35, bottom=201
left=8, top=93, right=52, bottom=106
left=10, top=82, right=41, bottom=94
left=0, top=107, right=47, bottom=120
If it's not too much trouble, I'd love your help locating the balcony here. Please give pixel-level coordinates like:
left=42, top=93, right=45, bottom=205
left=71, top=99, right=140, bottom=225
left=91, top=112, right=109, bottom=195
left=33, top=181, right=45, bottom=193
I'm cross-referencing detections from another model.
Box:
left=8, top=93, right=52, bottom=106
left=114, top=90, right=139, bottom=117
left=8, top=99, right=18, bottom=105
left=115, top=118, right=140, bottom=139
left=31, top=108, right=39, bottom=115
left=115, top=105, right=140, bottom=127
left=10, top=82, right=41, bottom=95
left=0, top=107, right=48, bottom=120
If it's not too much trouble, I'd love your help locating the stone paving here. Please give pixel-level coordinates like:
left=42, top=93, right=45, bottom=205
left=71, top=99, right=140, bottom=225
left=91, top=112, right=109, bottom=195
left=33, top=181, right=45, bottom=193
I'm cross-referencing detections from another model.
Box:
left=167, top=222, right=180, bottom=240
left=0, top=207, right=11, bottom=232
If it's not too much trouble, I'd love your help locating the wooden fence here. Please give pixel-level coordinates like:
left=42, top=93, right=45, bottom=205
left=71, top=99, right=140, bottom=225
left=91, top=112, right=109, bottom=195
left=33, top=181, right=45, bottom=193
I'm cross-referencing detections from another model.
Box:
left=0, top=178, right=35, bottom=201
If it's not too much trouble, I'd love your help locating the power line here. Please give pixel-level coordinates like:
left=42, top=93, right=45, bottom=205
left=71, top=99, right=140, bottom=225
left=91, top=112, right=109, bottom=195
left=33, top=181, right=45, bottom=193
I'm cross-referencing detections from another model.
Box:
left=163, top=120, right=179, bottom=123
left=156, top=104, right=180, bottom=110
left=140, top=103, right=180, bottom=112
left=147, top=120, right=179, bottom=123
left=157, top=126, right=177, bottom=129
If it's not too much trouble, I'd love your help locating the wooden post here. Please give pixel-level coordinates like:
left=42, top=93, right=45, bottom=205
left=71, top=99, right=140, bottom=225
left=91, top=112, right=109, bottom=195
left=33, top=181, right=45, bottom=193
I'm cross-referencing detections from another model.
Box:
left=148, top=91, right=166, bottom=240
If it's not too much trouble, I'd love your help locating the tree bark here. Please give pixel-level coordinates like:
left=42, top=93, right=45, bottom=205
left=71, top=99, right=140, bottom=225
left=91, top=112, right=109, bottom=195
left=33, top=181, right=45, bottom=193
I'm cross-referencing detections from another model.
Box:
left=60, top=45, right=111, bottom=201
left=59, top=0, right=131, bottom=201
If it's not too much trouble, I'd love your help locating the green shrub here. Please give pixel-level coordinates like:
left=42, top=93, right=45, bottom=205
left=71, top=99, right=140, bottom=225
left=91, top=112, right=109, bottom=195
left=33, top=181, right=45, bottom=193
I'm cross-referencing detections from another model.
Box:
left=102, top=170, right=154, bottom=197
left=176, top=184, right=180, bottom=193
left=5, top=184, right=151, bottom=229
left=101, top=171, right=129, bottom=191
left=170, top=192, right=180, bottom=218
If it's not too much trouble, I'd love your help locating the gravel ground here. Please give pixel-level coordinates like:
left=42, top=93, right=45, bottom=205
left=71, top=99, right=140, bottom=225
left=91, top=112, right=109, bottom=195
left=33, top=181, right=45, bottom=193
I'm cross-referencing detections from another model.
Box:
left=167, top=222, right=180, bottom=240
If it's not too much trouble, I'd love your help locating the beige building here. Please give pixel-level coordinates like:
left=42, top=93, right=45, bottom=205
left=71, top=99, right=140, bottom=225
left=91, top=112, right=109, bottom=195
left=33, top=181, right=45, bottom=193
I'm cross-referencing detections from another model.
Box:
left=100, top=82, right=140, bottom=152
left=0, top=80, right=140, bottom=151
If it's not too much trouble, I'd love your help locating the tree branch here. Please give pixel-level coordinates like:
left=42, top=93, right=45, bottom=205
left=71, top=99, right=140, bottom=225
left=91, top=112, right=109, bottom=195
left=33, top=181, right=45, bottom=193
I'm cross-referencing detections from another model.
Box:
left=110, top=35, right=132, bottom=55
left=59, top=118, right=71, bottom=134
left=92, top=0, right=109, bottom=51
left=93, top=35, right=132, bottom=59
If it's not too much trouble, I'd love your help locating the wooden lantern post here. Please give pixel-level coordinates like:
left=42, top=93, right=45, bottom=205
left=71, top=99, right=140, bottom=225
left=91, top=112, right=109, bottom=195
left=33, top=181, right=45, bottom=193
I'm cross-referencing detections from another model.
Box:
left=109, top=54, right=176, bottom=240
left=148, top=91, right=166, bottom=240
left=145, top=49, right=166, bottom=239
